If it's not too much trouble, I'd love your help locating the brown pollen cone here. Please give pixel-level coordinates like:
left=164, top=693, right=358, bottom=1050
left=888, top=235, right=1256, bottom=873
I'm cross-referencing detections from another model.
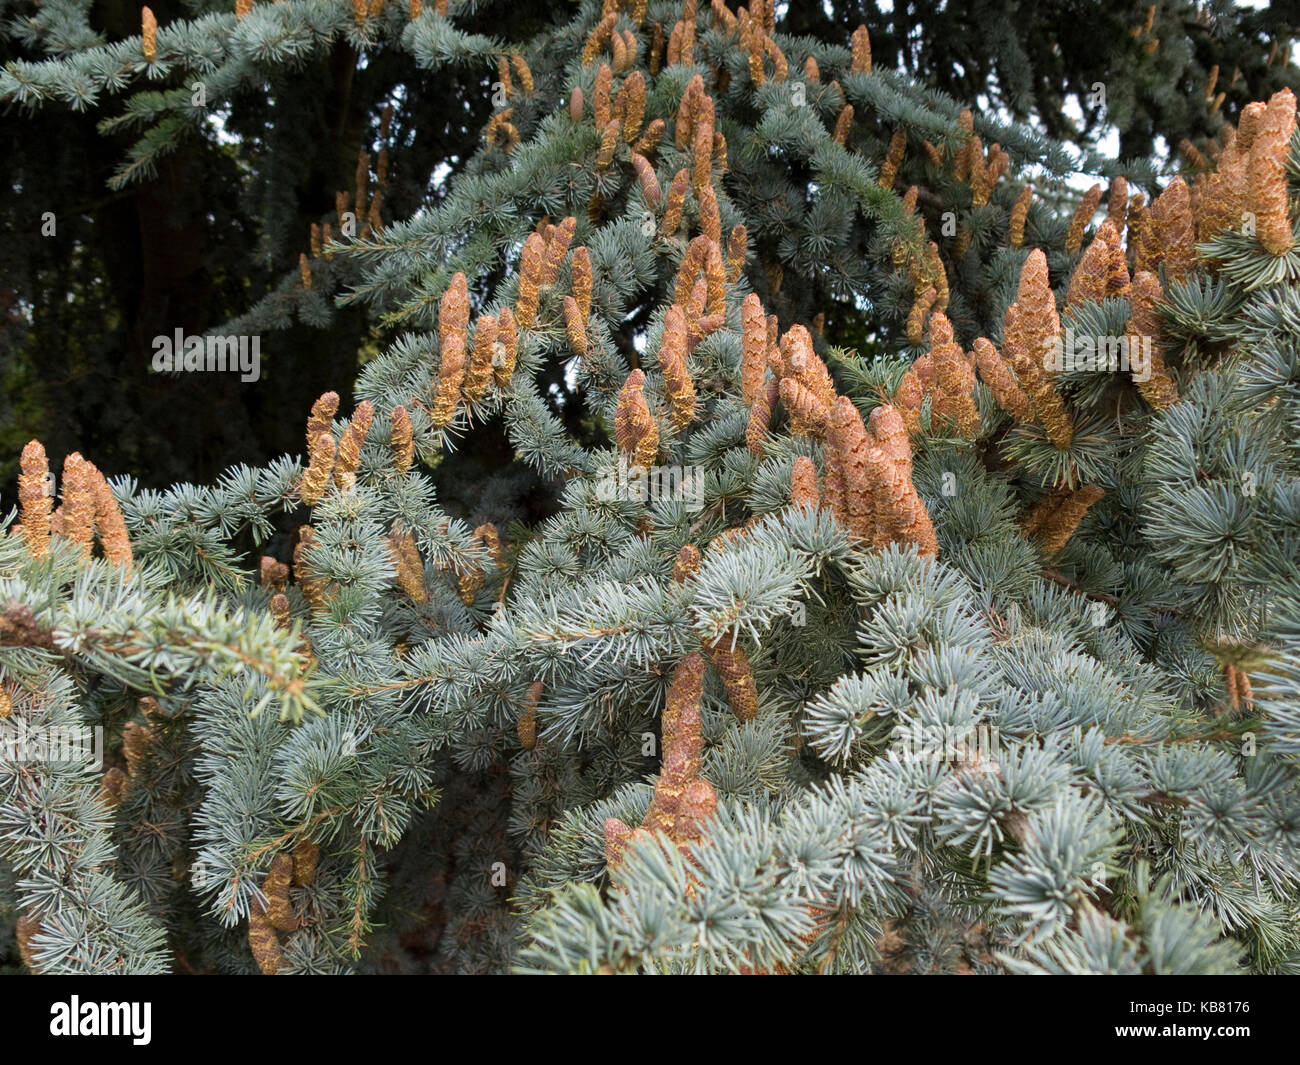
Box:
left=510, top=54, right=534, bottom=94
left=867, top=404, right=913, bottom=480
left=894, top=369, right=925, bottom=436
left=672, top=237, right=705, bottom=307
left=673, top=778, right=718, bottom=842
left=634, top=117, right=666, bottom=157
left=701, top=237, right=727, bottom=317
left=618, top=70, right=647, bottom=142
left=604, top=817, right=634, bottom=869
left=18, top=440, right=52, bottom=559
left=87, top=465, right=133, bottom=570
left=658, top=305, right=696, bottom=430
left=1009, top=184, right=1033, bottom=249
left=741, top=293, right=767, bottom=406
left=493, top=306, right=518, bottom=388
left=1009, top=348, right=1074, bottom=449
left=299, top=432, right=336, bottom=506
left=539, top=216, right=577, bottom=286
left=777, top=325, right=836, bottom=410
left=517, top=680, right=542, bottom=750
left=291, top=841, right=320, bottom=887
left=708, top=637, right=759, bottom=723
left=389, top=528, right=429, bottom=604
left=1065, top=183, right=1102, bottom=253
left=294, top=524, right=329, bottom=614
left=122, top=718, right=153, bottom=778
left=972, top=337, right=1033, bottom=423
left=673, top=543, right=702, bottom=583
left=1033, top=485, right=1105, bottom=556
left=570, top=246, right=594, bottom=319
left=514, top=233, right=546, bottom=328
left=691, top=114, right=714, bottom=195
left=850, top=24, right=871, bottom=73
left=263, top=853, right=297, bottom=932
left=780, top=377, right=831, bottom=438
left=826, top=396, right=877, bottom=543
left=1129, top=271, right=1179, bottom=410
left=390, top=405, right=414, bottom=472
left=594, top=117, right=620, bottom=170
left=865, top=444, right=938, bottom=557
left=643, top=653, right=707, bottom=837
left=790, top=454, right=820, bottom=509
left=1066, top=219, right=1120, bottom=308
left=581, top=14, right=615, bottom=65
left=16, top=914, right=41, bottom=971
left=1196, top=137, right=1248, bottom=242
left=142, top=7, right=157, bottom=62
left=1019, top=489, right=1068, bottom=540
left=745, top=375, right=779, bottom=456
left=1011, top=249, right=1060, bottom=373
left=906, top=285, right=938, bottom=346
left=333, top=401, right=374, bottom=493
left=562, top=296, right=588, bottom=359
left=248, top=903, right=285, bottom=975
left=1146, top=177, right=1196, bottom=281
left=925, top=241, right=949, bottom=313
left=954, top=110, right=975, bottom=179
left=99, top=766, right=128, bottom=809
left=911, top=353, right=935, bottom=392
left=1005, top=255, right=1073, bottom=448
left=458, top=522, right=503, bottom=604
left=60, top=453, right=96, bottom=559
left=614, top=369, right=659, bottom=468
left=879, top=128, right=905, bottom=188
left=928, top=312, right=979, bottom=438
left=685, top=275, right=707, bottom=322
left=1247, top=88, right=1297, bottom=255
left=659, top=652, right=705, bottom=754
left=661, top=168, right=689, bottom=236
left=726, top=224, right=748, bottom=282
left=463, top=314, right=500, bottom=404
left=592, top=61, right=613, bottom=126
left=306, top=391, right=339, bottom=448
left=697, top=182, right=723, bottom=246
left=674, top=73, right=706, bottom=148
left=833, top=104, right=854, bottom=145
left=431, top=273, right=471, bottom=427
left=1234, top=667, right=1254, bottom=712
left=1104, top=231, right=1132, bottom=301
left=1106, top=176, right=1129, bottom=230
left=1238, top=101, right=1268, bottom=153
left=268, top=593, right=292, bottom=630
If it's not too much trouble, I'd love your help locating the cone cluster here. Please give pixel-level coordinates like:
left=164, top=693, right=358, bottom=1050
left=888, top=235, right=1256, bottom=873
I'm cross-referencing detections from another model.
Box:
left=299, top=393, right=374, bottom=501
left=16, top=441, right=133, bottom=570
left=605, top=654, right=718, bottom=867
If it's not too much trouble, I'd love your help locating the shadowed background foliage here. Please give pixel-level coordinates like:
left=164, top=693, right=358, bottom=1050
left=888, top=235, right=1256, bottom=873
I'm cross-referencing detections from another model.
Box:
left=2, top=0, right=1295, bottom=507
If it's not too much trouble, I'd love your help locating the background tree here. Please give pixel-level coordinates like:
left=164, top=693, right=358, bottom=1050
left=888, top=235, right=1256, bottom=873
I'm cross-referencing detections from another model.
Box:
left=2, top=0, right=1294, bottom=506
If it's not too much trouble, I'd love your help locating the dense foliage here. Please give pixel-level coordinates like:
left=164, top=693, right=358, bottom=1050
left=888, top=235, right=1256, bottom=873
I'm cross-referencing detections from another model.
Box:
left=2, top=0, right=1299, bottom=975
